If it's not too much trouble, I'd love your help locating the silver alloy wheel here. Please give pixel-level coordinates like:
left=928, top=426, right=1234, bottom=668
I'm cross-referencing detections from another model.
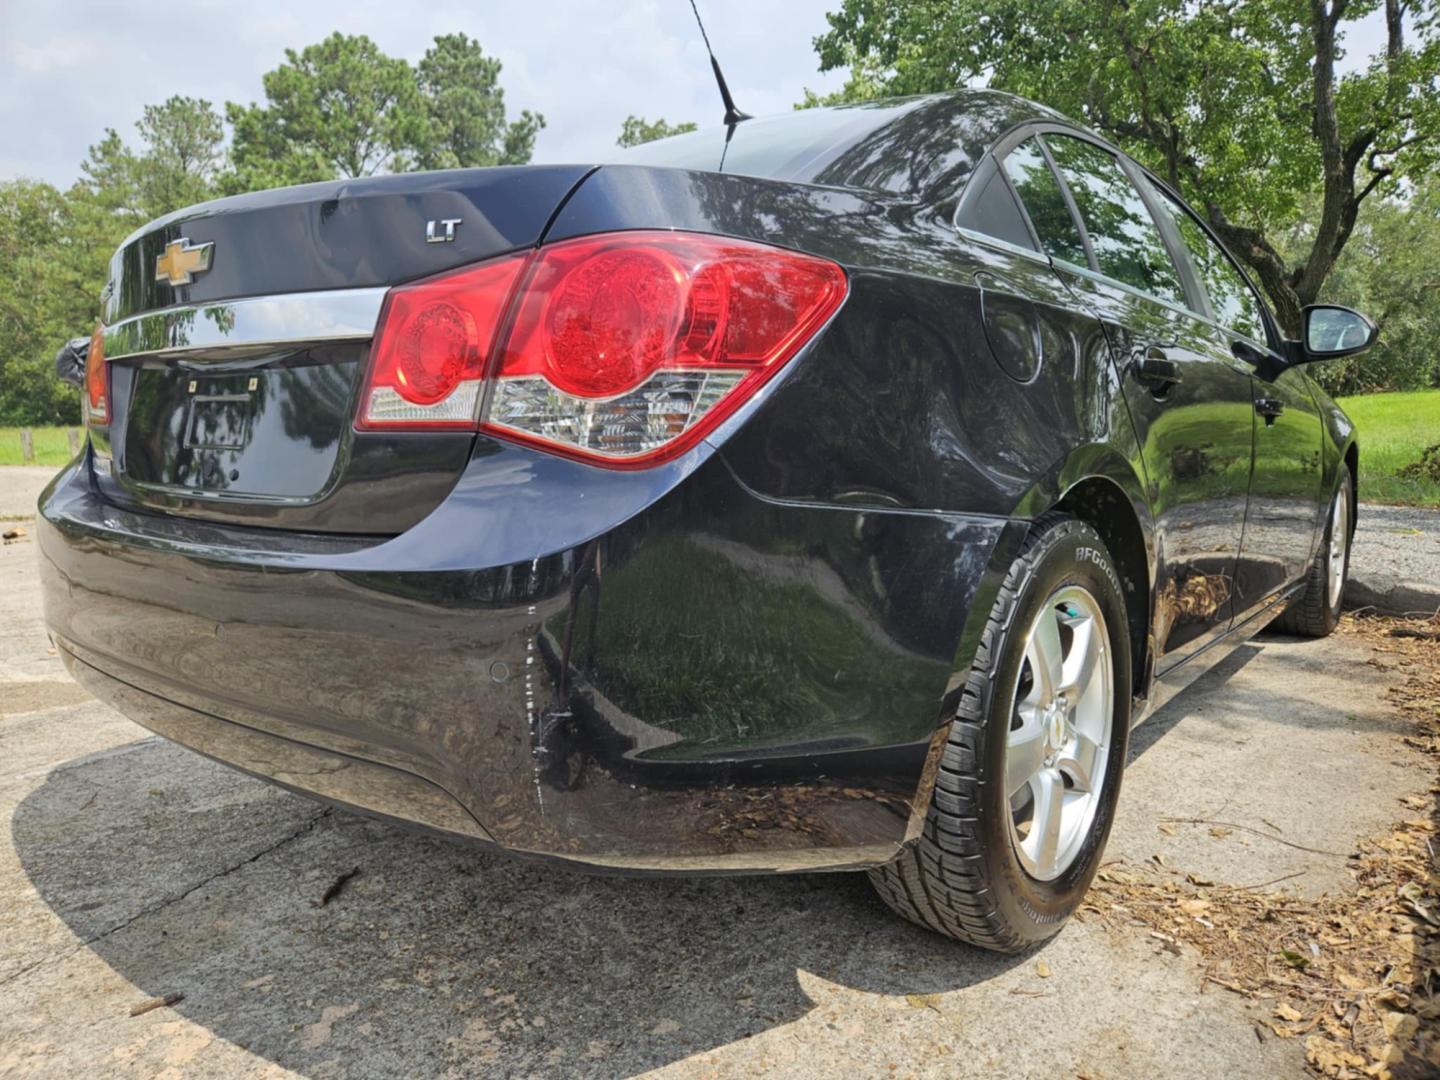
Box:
left=1004, top=585, right=1113, bottom=882
left=1327, top=483, right=1350, bottom=610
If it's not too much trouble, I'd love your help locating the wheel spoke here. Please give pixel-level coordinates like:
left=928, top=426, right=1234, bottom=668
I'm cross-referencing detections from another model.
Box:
left=1006, top=715, right=1047, bottom=798
left=1030, top=770, right=1065, bottom=877
left=1058, top=614, right=1098, bottom=697
left=1028, top=609, right=1064, bottom=703
left=1056, top=732, right=1100, bottom=793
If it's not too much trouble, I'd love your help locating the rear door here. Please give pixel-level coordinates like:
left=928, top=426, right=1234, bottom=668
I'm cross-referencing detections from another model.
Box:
left=1000, top=133, right=1256, bottom=669
left=1142, top=181, right=1326, bottom=616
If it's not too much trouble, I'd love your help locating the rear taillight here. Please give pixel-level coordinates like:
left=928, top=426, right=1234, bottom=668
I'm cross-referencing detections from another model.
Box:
left=357, top=256, right=527, bottom=430
left=85, top=324, right=107, bottom=426
left=357, top=231, right=847, bottom=466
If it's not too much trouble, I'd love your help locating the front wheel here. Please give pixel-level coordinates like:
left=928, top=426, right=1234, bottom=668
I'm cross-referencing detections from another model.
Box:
left=1275, top=467, right=1352, bottom=638
left=869, top=514, right=1131, bottom=952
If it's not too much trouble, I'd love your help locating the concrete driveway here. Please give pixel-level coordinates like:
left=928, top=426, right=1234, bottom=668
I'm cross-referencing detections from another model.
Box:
left=0, top=468, right=1434, bottom=1078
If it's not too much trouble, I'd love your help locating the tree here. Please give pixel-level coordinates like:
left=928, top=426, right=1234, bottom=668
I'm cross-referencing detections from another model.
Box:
left=226, top=33, right=428, bottom=190
left=77, top=96, right=226, bottom=225
left=417, top=33, right=544, bottom=169
left=1, top=99, right=226, bottom=424
left=0, top=181, right=87, bottom=424
left=616, top=115, right=698, bottom=148
left=813, top=0, right=1440, bottom=333
left=132, top=96, right=226, bottom=213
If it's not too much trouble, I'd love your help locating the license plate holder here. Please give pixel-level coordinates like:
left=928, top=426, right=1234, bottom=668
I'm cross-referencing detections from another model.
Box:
left=183, top=388, right=255, bottom=452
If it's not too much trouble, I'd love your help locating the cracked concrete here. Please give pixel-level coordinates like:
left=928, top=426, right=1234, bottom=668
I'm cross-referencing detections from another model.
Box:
left=0, top=469, right=1433, bottom=1078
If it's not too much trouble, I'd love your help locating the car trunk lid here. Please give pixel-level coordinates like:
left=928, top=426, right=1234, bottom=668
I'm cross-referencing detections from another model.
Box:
left=95, top=165, right=594, bottom=535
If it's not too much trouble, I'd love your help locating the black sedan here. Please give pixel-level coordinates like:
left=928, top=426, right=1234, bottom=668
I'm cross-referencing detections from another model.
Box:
left=39, top=90, right=1375, bottom=952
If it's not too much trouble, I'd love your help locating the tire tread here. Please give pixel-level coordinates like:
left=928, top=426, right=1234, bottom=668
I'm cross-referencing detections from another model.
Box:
left=869, top=511, right=1090, bottom=953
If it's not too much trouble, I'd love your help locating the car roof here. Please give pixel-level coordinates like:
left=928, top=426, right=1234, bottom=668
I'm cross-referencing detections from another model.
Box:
left=612, top=89, right=1083, bottom=198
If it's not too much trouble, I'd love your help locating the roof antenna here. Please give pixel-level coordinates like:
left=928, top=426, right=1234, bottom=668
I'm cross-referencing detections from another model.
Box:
left=688, top=0, right=750, bottom=126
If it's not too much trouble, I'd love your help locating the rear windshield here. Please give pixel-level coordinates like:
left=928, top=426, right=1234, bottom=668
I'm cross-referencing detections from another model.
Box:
left=615, top=101, right=929, bottom=188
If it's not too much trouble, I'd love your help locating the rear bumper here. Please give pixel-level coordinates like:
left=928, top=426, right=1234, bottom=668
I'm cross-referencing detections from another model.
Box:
left=38, top=451, right=1021, bottom=873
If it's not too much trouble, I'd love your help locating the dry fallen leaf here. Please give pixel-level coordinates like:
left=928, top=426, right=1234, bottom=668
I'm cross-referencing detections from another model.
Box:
left=1035, top=960, right=1052, bottom=978
left=1380, top=1012, right=1418, bottom=1041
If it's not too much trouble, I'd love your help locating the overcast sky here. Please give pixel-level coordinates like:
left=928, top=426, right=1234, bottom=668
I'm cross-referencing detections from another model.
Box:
left=0, top=1, right=1393, bottom=189
left=0, top=0, right=848, bottom=186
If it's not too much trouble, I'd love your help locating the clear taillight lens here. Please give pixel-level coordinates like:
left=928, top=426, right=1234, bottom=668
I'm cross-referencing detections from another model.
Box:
left=85, top=324, right=108, bottom=426
left=357, top=231, right=848, bottom=467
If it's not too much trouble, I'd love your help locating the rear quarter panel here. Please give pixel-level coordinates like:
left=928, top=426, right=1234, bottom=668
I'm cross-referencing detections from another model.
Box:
left=552, top=165, right=1142, bottom=520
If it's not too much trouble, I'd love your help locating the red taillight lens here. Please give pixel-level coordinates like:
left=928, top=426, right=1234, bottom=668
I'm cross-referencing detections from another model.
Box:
left=490, top=232, right=847, bottom=466
left=85, top=324, right=108, bottom=426
left=357, top=231, right=848, bottom=466
left=357, top=255, right=527, bottom=429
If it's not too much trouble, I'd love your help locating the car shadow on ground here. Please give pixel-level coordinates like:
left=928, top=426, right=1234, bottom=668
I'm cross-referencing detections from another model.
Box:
left=13, top=738, right=1024, bottom=1076
left=1128, top=642, right=1265, bottom=761
left=12, top=628, right=1399, bottom=1075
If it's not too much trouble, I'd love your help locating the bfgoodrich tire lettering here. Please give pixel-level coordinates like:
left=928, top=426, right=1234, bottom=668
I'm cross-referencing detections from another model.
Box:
left=869, top=513, right=1132, bottom=951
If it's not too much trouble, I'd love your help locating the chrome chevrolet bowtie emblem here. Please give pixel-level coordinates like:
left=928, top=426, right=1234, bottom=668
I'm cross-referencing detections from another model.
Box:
left=154, top=238, right=214, bottom=286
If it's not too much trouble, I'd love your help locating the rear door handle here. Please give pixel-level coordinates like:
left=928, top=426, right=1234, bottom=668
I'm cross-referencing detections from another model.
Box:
left=1132, top=346, right=1181, bottom=390
left=1255, top=397, right=1285, bottom=424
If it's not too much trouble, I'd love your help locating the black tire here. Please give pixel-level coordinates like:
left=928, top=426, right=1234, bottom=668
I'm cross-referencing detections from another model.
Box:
left=1274, top=467, right=1352, bottom=638
left=869, top=513, right=1132, bottom=952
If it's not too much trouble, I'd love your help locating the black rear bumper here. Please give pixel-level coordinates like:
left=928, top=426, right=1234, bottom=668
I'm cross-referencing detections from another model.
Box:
left=38, top=450, right=1021, bottom=873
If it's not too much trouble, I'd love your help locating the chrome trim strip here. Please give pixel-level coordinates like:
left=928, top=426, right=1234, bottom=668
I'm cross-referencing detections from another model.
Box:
left=1051, top=257, right=1199, bottom=320
left=102, top=287, right=388, bottom=361
left=1051, top=257, right=1275, bottom=353
left=952, top=226, right=1051, bottom=266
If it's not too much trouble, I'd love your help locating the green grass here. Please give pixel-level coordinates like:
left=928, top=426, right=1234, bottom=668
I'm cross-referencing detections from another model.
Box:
left=1336, top=389, right=1440, bottom=508
left=0, top=426, right=79, bottom=467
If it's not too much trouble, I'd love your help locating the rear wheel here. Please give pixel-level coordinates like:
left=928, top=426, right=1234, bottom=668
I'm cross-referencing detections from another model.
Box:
left=869, top=514, right=1131, bottom=952
left=1275, top=468, right=1352, bottom=638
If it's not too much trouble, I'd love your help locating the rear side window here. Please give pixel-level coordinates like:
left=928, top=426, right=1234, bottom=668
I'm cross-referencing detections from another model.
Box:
left=1043, top=134, right=1187, bottom=308
left=955, top=156, right=1037, bottom=251
left=1147, top=182, right=1269, bottom=345
left=1000, top=139, right=1088, bottom=267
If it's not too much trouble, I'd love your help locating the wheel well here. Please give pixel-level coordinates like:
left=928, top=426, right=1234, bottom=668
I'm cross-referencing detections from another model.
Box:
left=1057, top=478, right=1151, bottom=699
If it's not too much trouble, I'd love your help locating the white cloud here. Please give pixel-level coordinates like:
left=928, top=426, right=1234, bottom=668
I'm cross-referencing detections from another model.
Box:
left=8, top=36, right=104, bottom=75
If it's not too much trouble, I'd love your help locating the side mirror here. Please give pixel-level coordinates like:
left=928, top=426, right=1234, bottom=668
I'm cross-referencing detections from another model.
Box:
left=54, top=336, right=89, bottom=388
left=1301, top=304, right=1377, bottom=360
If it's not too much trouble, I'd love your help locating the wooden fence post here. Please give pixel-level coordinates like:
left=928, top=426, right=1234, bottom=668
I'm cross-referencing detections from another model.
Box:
left=19, top=428, right=34, bottom=464
left=67, top=428, right=81, bottom=456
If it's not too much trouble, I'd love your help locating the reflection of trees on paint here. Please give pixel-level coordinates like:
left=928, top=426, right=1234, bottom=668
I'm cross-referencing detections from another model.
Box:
left=557, top=536, right=951, bottom=757
left=278, top=349, right=355, bottom=450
